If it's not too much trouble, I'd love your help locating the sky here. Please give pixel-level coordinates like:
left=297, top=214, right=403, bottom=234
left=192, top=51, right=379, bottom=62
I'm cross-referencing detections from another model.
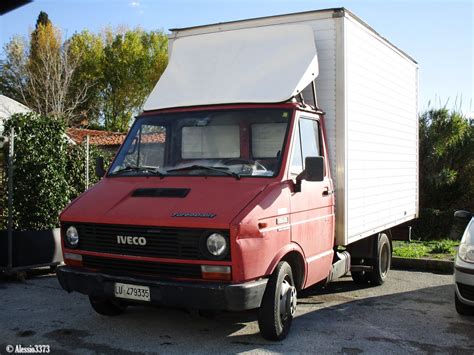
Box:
left=0, top=0, right=472, bottom=115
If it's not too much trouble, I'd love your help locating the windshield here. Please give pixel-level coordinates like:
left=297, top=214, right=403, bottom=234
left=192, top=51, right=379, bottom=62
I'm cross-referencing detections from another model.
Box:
left=108, top=108, right=292, bottom=178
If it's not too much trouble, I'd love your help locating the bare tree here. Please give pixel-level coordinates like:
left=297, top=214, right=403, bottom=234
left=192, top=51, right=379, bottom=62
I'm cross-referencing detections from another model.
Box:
left=1, top=25, right=93, bottom=123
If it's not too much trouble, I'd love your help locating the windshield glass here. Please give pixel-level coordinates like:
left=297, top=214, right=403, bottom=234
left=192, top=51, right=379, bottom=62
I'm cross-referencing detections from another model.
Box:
left=108, top=108, right=292, bottom=178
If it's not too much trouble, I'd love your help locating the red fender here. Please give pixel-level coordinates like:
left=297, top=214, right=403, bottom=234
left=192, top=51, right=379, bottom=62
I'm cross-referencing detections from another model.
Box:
left=265, top=242, right=307, bottom=285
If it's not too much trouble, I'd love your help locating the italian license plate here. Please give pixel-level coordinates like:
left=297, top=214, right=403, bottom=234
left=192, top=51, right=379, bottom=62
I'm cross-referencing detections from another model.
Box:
left=114, top=283, right=150, bottom=302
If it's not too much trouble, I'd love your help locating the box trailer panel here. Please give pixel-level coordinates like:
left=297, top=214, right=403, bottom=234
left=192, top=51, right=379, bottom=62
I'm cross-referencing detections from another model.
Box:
left=342, top=15, right=418, bottom=245
left=300, top=18, right=338, bottom=182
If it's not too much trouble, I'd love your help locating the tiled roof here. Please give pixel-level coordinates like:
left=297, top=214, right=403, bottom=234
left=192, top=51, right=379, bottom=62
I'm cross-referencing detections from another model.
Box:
left=67, top=128, right=126, bottom=146
left=66, top=128, right=166, bottom=146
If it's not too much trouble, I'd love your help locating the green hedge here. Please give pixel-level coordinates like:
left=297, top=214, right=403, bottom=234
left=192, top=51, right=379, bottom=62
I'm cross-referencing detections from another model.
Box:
left=412, top=208, right=469, bottom=241
left=1, top=113, right=113, bottom=231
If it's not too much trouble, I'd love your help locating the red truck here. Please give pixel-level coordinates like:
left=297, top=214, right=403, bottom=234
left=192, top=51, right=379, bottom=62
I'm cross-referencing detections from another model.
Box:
left=57, top=8, right=418, bottom=340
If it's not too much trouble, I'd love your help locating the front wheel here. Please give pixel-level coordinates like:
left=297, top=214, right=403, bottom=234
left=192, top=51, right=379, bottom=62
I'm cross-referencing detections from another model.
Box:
left=258, top=261, right=297, bottom=341
left=89, top=296, right=127, bottom=316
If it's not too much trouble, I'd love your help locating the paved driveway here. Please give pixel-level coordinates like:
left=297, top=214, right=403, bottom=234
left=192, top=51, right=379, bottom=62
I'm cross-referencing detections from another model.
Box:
left=0, top=269, right=473, bottom=354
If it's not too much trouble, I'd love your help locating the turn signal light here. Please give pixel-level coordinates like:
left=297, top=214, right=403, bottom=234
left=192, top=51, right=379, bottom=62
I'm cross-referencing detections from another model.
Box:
left=201, top=265, right=231, bottom=281
left=64, top=252, right=83, bottom=267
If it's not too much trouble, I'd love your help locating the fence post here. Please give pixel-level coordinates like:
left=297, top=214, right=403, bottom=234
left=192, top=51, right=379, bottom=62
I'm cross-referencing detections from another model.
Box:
left=7, top=127, right=14, bottom=270
left=85, top=135, right=90, bottom=190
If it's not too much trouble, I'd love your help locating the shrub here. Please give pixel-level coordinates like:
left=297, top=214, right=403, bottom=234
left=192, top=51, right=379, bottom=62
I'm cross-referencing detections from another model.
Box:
left=430, top=240, right=457, bottom=254
left=66, top=143, right=113, bottom=201
left=419, top=108, right=473, bottom=211
left=3, top=112, right=70, bottom=230
left=1, top=112, right=114, bottom=230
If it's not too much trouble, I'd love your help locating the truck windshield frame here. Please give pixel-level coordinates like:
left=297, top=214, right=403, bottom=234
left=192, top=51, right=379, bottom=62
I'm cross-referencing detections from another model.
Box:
left=107, top=108, right=294, bottom=179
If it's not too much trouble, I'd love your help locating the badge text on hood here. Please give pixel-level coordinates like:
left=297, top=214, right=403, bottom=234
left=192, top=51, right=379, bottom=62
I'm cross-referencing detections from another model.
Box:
left=173, top=212, right=216, bottom=218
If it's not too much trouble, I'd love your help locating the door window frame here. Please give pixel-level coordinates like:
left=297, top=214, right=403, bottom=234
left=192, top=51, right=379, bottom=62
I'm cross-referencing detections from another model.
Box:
left=288, top=114, right=325, bottom=179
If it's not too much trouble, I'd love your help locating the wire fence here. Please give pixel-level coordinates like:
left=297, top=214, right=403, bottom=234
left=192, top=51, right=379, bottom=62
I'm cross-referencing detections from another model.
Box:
left=0, top=156, right=5, bottom=228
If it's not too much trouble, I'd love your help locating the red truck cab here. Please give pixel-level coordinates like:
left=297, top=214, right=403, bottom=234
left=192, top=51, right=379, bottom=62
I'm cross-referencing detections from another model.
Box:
left=57, top=102, right=336, bottom=340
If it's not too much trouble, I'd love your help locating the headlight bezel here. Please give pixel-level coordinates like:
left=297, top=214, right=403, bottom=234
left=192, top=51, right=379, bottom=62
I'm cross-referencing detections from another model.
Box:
left=458, top=243, right=474, bottom=264
left=200, top=231, right=230, bottom=261
left=457, top=218, right=474, bottom=264
left=65, top=225, right=79, bottom=248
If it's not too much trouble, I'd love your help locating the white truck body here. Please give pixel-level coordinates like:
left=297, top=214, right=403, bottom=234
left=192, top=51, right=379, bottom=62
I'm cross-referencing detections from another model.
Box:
left=147, top=8, right=419, bottom=246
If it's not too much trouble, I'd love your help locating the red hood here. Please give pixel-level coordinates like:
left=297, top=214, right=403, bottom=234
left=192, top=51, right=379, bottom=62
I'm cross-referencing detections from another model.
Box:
left=60, top=176, right=269, bottom=229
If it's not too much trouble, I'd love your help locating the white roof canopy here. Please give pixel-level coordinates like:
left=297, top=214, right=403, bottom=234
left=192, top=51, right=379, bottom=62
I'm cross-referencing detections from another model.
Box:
left=144, top=24, right=319, bottom=111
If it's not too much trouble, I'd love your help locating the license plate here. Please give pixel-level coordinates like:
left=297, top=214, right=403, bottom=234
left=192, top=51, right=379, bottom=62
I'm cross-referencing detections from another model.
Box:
left=114, top=283, right=150, bottom=302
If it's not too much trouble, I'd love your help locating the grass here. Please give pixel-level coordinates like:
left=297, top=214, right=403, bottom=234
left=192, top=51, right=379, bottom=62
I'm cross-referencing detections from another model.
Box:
left=393, top=239, right=459, bottom=260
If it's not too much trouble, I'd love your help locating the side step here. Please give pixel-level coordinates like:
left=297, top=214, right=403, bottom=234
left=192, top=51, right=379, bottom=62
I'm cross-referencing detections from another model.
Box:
left=327, top=251, right=351, bottom=282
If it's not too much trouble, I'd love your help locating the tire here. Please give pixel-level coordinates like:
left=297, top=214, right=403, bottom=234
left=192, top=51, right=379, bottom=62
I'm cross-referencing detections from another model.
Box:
left=258, top=261, right=297, bottom=341
left=368, top=233, right=391, bottom=285
left=89, top=296, right=127, bottom=316
left=455, top=292, right=474, bottom=316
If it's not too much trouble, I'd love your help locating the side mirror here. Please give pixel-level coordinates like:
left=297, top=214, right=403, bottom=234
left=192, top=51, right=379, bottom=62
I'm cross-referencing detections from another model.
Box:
left=295, top=156, right=325, bottom=192
left=95, top=156, right=106, bottom=178
left=454, top=210, right=472, bottom=220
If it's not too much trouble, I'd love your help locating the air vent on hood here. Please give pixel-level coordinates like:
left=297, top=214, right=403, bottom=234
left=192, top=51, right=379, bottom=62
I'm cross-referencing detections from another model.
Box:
left=132, top=188, right=190, bottom=198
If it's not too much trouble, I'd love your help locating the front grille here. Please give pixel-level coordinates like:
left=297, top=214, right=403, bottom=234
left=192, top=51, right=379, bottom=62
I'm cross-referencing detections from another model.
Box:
left=66, top=224, right=230, bottom=261
left=458, top=282, right=474, bottom=301
left=83, top=255, right=201, bottom=279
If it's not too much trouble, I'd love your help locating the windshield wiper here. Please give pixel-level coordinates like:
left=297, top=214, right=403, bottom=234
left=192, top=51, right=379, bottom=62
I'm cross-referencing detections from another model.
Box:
left=109, top=166, right=165, bottom=177
left=166, top=165, right=240, bottom=180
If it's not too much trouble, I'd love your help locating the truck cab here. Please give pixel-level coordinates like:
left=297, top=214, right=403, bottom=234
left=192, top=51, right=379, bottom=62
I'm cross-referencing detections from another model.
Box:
left=58, top=102, right=336, bottom=340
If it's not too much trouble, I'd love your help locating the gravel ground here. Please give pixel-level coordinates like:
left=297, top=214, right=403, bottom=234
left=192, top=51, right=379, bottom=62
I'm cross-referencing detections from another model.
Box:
left=0, top=269, right=473, bottom=354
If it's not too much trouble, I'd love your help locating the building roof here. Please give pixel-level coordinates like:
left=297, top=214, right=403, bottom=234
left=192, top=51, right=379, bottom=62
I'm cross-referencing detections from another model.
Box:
left=0, top=95, right=31, bottom=136
left=66, top=128, right=166, bottom=146
left=67, top=128, right=126, bottom=146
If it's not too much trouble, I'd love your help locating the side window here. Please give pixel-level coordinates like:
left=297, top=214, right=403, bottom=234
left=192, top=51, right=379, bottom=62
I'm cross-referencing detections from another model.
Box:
left=290, top=123, right=303, bottom=176
left=299, top=118, right=320, bottom=159
left=290, top=117, right=321, bottom=177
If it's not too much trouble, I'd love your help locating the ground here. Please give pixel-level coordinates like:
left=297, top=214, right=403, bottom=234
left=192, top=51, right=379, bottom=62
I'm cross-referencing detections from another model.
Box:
left=0, top=270, right=473, bottom=354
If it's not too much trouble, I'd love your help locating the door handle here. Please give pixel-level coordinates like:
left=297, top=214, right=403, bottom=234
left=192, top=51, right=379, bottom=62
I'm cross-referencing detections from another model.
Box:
left=322, top=187, right=333, bottom=196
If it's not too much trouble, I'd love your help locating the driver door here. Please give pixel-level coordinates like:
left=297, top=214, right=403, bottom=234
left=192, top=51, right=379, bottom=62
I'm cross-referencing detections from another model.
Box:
left=289, top=113, right=335, bottom=287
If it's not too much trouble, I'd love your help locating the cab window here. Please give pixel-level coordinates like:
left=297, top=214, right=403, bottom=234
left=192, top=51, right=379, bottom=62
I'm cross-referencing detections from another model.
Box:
left=290, top=117, right=321, bottom=176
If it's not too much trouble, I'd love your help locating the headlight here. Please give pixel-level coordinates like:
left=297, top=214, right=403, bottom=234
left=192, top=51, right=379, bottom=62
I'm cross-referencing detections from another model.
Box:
left=206, top=233, right=228, bottom=257
left=458, top=243, right=474, bottom=263
left=66, top=226, right=79, bottom=248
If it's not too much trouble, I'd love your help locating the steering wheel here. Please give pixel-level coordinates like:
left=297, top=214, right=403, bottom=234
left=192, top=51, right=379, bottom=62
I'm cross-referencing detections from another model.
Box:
left=222, top=158, right=267, bottom=171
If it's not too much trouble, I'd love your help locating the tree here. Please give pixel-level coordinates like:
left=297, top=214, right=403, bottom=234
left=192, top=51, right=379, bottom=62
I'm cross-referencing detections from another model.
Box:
left=414, top=108, right=474, bottom=239
left=68, top=30, right=105, bottom=127
left=419, top=108, right=473, bottom=211
left=101, top=29, right=168, bottom=131
left=0, top=13, right=168, bottom=129
left=0, top=12, right=92, bottom=123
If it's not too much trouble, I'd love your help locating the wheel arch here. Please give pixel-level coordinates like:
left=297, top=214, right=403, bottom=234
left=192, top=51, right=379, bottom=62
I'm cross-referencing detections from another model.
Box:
left=265, top=243, right=306, bottom=290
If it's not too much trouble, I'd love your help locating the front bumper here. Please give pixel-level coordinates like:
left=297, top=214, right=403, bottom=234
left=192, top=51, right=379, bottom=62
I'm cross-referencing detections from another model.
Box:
left=454, top=259, right=474, bottom=306
left=56, top=266, right=267, bottom=311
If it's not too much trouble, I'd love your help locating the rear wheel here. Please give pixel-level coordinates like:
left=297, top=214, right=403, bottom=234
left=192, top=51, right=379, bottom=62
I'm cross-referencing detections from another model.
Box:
left=89, top=296, right=127, bottom=316
left=368, top=233, right=391, bottom=285
left=258, top=261, right=297, bottom=341
left=455, top=292, right=474, bottom=316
